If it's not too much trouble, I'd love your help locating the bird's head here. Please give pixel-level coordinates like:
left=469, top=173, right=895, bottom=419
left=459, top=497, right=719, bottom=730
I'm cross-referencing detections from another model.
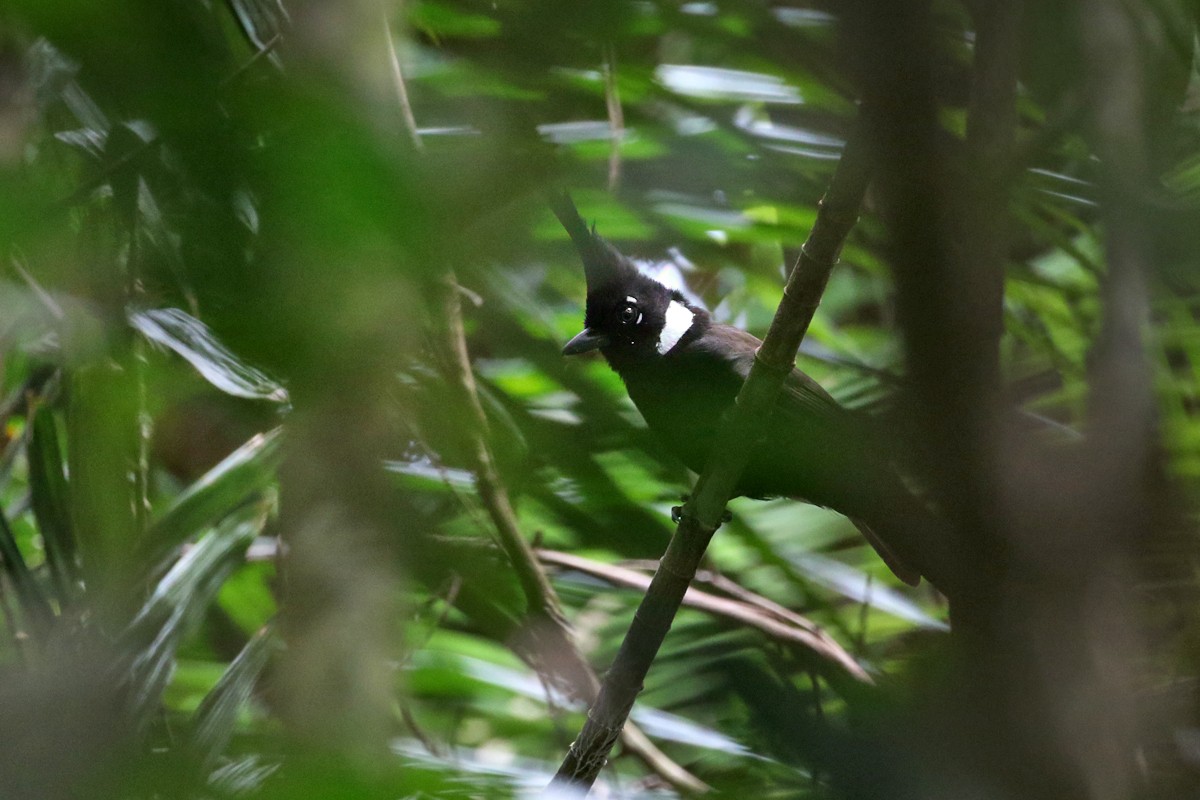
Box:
left=551, top=193, right=700, bottom=365
left=563, top=259, right=699, bottom=364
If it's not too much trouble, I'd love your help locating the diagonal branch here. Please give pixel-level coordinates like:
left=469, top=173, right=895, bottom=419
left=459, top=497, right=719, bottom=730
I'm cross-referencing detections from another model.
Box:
left=439, top=278, right=566, bottom=623
left=549, top=119, right=876, bottom=793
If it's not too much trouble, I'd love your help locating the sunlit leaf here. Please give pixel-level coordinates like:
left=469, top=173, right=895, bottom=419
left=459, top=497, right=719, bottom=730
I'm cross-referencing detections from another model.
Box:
left=148, top=428, right=281, bottom=559
left=123, top=507, right=264, bottom=727
left=128, top=308, right=289, bottom=403
left=656, top=65, right=802, bottom=104
left=225, top=0, right=289, bottom=57
left=191, top=626, right=277, bottom=768
left=409, top=0, right=502, bottom=39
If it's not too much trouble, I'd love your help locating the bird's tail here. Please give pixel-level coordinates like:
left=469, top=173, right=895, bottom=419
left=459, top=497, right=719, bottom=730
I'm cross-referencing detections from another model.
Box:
left=850, top=517, right=923, bottom=587
left=853, top=490, right=959, bottom=595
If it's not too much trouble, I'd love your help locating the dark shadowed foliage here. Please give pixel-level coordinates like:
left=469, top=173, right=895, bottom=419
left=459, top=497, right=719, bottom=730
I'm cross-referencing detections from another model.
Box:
left=0, top=1, right=1199, bottom=798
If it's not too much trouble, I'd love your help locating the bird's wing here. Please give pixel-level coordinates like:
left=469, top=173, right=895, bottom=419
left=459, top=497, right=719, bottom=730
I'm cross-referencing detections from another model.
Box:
left=693, top=324, right=849, bottom=424
left=849, top=519, right=923, bottom=586
left=697, top=325, right=923, bottom=587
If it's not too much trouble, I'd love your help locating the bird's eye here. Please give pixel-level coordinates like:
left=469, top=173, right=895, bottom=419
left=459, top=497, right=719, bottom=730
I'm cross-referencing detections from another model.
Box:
left=619, top=303, right=640, bottom=326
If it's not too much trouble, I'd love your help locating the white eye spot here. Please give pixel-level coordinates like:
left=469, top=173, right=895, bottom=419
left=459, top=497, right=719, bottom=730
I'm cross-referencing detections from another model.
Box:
left=656, top=300, right=695, bottom=355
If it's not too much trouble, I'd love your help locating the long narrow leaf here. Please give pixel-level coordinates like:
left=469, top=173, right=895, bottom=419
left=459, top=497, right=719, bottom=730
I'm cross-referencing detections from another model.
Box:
left=128, top=308, right=289, bottom=403
left=27, top=404, right=79, bottom=599
left=0, top=412, right=30, bottom=491
left=225, top=0, right=289, bottom=56
left=191, top=626, right=277, bottom=768
left=789, top=551, right=947, bottom=630
left=123, top=508, right=265, bottom=728
left=0, top=507, right=54, bottom=630
left=147, top=427, right=281, bottom=560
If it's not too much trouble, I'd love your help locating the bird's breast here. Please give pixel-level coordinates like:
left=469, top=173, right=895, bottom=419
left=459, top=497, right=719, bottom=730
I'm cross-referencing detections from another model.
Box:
left=616, top=356, right=741, bottom=474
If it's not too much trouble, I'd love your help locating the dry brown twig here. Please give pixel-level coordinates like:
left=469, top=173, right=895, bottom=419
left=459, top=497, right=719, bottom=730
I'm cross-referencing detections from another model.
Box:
left=537, top=549, right=871, bottom=683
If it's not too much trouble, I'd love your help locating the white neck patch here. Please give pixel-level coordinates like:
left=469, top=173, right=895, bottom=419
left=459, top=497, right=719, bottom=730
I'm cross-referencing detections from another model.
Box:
left=656, top=300, right=695, bottom=355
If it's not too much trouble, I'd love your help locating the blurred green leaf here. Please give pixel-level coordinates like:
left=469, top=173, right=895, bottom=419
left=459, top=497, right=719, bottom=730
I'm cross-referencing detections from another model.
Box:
left=147, top=428, right=280, bottom=562
left=191, top=626, right=276, bottom=768
left=129, top=308, right=289, bottom=403
left=225, top=0, right=288, bottom=55
left=123, top=506, right=264, bottom=727
left=0, top=505, right=54, bottom=630
left=1, top=0, right=1198, bottom=795
left=27, top=401, right=78, bottom=600
left=410, top=0, right=502, bottom=39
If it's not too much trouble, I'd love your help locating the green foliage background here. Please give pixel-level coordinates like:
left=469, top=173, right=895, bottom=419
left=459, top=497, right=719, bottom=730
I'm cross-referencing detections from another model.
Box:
left=0, top=0, right=1199, bottom=797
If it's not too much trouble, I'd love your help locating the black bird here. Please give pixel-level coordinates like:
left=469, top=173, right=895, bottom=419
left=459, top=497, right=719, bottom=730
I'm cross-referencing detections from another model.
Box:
left=552, top=194, right=950, bottom=590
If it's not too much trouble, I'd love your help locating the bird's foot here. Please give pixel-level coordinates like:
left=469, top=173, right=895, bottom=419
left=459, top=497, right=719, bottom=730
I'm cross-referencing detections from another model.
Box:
left=671, top=494, right=692, bottom=523
left=670, top=503, right=732, bottom=525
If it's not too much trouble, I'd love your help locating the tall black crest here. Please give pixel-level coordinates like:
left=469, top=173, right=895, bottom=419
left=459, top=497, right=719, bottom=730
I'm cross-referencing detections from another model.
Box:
left=548, top=191, right=637, bottom=292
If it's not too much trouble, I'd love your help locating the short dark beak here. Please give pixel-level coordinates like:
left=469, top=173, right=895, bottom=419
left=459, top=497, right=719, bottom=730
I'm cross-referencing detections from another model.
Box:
left=562, top=328, right=611, bottom=356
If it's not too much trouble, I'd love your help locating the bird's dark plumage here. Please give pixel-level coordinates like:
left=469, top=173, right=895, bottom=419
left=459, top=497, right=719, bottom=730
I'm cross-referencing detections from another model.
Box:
left=552, top=193, right=943, bottom=588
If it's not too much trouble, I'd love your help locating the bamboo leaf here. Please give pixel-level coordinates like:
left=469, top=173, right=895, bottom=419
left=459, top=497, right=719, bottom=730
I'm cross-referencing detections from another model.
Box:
left=789, top=552, right=948, bottom=630
left=123, top=508, right=264, bottom=728
left=207, top=756, right=279, bottom=796
left=147, top=428, right=281, bottom=560
left=27, top=403, right=79, bottom=600
left=127, top=308, right=289, bottom=403
left=0, top=507, right=53, bottom=630
left=225, top=0, right=289, bottom=58
left=191, top=626, right=277, bottom=768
